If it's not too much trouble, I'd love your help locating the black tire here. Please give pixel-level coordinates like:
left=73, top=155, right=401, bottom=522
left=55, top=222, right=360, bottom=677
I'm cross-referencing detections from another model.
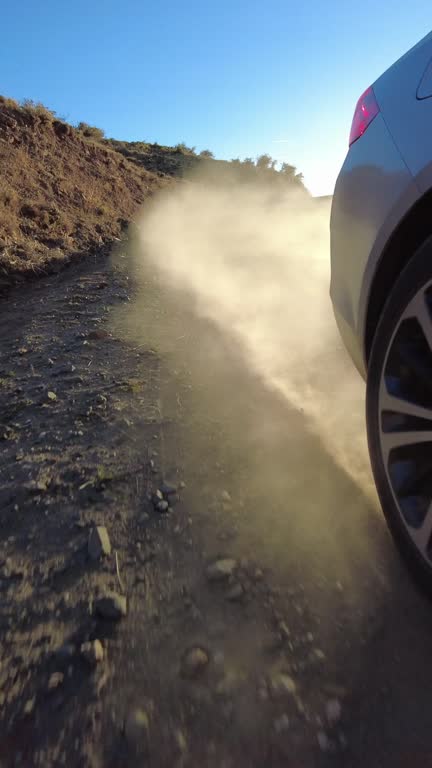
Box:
left=367, top=236, right=432, bottom=592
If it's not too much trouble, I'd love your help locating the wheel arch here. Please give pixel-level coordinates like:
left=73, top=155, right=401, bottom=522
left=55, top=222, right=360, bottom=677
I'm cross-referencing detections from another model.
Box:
left=365, top=188, right=432, bottom=363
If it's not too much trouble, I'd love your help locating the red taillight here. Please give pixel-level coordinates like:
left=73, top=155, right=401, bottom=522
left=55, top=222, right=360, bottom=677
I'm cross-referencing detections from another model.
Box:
left=349, top=86, right=380, bottom=147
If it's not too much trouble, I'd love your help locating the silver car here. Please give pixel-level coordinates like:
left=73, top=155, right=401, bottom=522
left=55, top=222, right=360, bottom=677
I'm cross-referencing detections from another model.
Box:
left=330, top=30, right=432, bottom=588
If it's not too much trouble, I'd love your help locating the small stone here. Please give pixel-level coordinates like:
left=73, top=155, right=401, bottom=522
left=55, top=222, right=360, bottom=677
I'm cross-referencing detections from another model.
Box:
left=225, top=583, right=244, bottom=602
left=326, top=698, right=342, bottom=725
left=317, top=731, right=330, bottom=752
left=47, top=391, right=57, bottom=401
left=220, top=490, right=231, bottom=502
left=309, top=648, right=326, bottom=664
left=24, top=479, right=49, bottom=493
left=51, top=364, right=75, bottom=377
left=125, top=708, right=150, bottom=754
left=159, top=482, right=178, bottom=497
left=88, top=329, right=109, bottom=341
left=95, top=592, right=127, bottom=620
left=206, top=558, right=237, bottom=582
left=48, top=672, right=64, bottom=692
left=156, top=500, right=169, bottom=513
left=1, top=425, right=16, bottom=441
left=88, top=526, right=111, bottom=560
left=274, top=714, right=290, bottom=733
left=81, top=639, right=104, bottom=666
left=181, top=647, right=209, bottom=679
left=23, top=698, right=35, bottom=716
left=151, top=490, right=163, bottom=506
left=174, top=729, right=188, bottom=754
left=278, top=621, right=291, bottom=640
left=269, top=672, right=297, bottom=698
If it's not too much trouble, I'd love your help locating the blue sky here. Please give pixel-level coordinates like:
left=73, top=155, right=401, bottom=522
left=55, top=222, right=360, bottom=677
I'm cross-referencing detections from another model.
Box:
left=1, top=1, right=430, bottom=194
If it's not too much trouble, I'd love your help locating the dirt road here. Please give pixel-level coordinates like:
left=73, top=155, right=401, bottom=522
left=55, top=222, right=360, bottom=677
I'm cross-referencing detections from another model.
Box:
left=2, top=242, right=432, bottom=767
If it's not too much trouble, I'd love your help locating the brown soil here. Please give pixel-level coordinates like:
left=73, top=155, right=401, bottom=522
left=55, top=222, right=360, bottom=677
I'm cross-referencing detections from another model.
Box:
left=0, top=241, right=339, bottom=767
left=3, top=228, right=432, bottom=768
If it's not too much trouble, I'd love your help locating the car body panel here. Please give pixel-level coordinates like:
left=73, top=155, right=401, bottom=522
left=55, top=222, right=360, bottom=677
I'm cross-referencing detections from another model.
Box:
left=330, top=114, right=418, bottom=377
left=330, top=31, right=432, bottom=378
left=417, top=57, right=432, bottom=98
left=374, top=31, right=432, bottom=189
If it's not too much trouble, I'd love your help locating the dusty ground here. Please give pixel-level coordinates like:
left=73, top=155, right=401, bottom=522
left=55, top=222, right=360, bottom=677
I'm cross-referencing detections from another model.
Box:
left=2, top=240, right=432, bottom=767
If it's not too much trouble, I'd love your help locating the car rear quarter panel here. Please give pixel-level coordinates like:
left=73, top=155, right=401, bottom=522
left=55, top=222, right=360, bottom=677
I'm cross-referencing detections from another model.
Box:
left=331, top=32, right=432, bottom=377
left=330, top=113, right=418, bottom=376
left=374, top=31, right=432, bottom=191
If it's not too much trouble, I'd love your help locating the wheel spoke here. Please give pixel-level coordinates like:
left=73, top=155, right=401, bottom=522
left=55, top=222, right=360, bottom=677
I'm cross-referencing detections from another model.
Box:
left=381, top=429, right=432, bottom=460
left=407, top=290, right=432, bottom=351
left=412, top=502, right=432, bottom=555
left=380, top=389, right=432, bottom=422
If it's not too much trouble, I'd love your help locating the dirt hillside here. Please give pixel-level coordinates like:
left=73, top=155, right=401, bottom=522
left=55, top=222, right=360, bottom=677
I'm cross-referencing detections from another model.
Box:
left=0, top=98, right=168, bottom=290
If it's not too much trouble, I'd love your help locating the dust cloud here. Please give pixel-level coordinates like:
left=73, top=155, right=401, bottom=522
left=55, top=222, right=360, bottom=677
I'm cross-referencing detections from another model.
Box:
left=129, top=170, right=375, bottom=501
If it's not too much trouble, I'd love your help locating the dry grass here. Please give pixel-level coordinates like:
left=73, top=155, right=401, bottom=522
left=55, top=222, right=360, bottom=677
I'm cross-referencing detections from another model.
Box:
left=76, top=122, right=106, bottom=141
left=0, top=95, right=20, bottom=110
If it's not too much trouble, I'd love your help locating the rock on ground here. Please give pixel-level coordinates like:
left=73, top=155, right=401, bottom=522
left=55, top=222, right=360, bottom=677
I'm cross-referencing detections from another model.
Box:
left=81, top=639, right=104, bottom=666
left=268, top=672, right=297, bottom=698
left=125, top=708, right=150, bottom=755
left=94, top=592, right=127, bottom=620
left=326, top=698, right=342, bottom=725
left=181, top=647, right=209, bottom=679
left=206, top=558, right=237, bottom=582
left=47, top=672, right=64, bottom=693
left=88, top=526, right=112, bottom=560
